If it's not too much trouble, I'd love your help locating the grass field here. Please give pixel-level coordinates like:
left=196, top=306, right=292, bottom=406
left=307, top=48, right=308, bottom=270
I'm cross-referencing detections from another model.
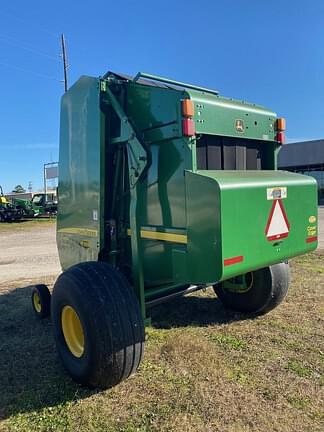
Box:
left=0, top=252, right=323, bottom=432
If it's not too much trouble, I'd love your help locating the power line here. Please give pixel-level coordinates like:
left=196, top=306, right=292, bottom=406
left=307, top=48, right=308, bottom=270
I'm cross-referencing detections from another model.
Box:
left=0, top=9, right=68, bottom=88
left=0, top=8, right=59, bottom=39
left=0, top=33, right=61, bottom=62
left=0, top=61, right=59, bottom=81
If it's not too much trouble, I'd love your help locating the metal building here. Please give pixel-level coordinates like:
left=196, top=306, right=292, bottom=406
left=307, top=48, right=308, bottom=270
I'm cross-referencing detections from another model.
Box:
left=278, top=139, right=324, bottom=204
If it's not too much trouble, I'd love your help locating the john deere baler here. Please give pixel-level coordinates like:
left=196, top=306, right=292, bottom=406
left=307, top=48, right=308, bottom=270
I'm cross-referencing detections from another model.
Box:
left=31, top=72, right=318, bottom=389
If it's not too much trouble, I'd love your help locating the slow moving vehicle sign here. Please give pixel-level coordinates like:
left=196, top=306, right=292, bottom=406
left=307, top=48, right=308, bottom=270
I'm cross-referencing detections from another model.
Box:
left=265, top=199, right=290, bottom=241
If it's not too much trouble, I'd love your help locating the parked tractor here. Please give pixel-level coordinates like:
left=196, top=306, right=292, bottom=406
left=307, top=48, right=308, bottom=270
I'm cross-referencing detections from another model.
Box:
left=13, top=193, right=58, bottom=218
left=11, top=197, right=34, bottom=218
left=0, top=186, right=24, bottom=222
left=29, top=193, right=58, bottom=217
left=31, top=71, right=318, bottom=389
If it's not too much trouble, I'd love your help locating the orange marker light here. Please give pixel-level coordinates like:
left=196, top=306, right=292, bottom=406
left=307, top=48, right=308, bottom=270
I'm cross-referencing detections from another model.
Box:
left=276, top=118, right=286, bottom=131
left=181, top=99, right=194, bottom=117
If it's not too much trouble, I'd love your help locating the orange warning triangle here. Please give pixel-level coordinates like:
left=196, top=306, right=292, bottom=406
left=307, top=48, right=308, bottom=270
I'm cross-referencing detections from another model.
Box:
left=265, top=199, right=290, bottom=241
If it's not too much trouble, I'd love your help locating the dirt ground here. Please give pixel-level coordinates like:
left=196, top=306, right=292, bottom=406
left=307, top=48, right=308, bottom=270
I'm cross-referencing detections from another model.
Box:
left=0, top=220, right=61, bottom=284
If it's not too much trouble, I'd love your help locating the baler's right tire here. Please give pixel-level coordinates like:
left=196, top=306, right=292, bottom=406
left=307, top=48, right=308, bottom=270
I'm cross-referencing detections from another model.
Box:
left=51, top=261, right=145, bottom=389
left=214, top=262, right=290, bottom=315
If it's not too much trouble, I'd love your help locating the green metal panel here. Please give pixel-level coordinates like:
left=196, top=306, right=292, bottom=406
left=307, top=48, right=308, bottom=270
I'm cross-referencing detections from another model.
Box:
left=126, top=83, right=183, bottom=137
left=185, top=170, right=318, bottom=284
left=187, top=90, right=277, bottom=141
left=134, top=135, right=191, bottom=286
left=124, top=82, right=193, bottom=287
left=57, top=76, right=104, bottom=270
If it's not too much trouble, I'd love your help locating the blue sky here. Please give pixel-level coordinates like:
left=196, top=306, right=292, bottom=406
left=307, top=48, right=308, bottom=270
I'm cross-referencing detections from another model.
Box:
left=0, top=0, right=323, bottom=192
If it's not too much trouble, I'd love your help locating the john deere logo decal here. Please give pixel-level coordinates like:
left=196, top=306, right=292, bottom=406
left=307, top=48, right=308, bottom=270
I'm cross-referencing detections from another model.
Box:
left=235, top=119, right=245, bottom=133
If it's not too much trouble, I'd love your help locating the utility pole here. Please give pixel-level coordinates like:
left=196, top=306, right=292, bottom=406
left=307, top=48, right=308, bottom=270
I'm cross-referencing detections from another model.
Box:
left=60, top=33, right=68, bottom=92
left=44, top=163, right=47, bottom=200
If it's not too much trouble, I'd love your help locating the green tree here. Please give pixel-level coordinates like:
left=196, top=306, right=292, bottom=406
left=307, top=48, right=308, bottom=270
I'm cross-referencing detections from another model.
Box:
left=12, top=185, right=26, bottom=193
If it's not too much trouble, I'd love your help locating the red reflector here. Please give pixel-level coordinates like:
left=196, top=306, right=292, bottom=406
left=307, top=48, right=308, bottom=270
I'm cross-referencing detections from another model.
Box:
left=306, top=236, right=317, bottom=243
left=267, top=232, right=289, bottom=241
left=182, top=118, right=195, bottom=136
left=224, top=255, right=244, bottom=266
left=276, top=131, right=285, bottom=144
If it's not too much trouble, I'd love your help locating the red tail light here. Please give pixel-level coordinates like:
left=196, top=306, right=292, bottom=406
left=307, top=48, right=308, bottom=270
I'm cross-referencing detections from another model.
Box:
left=182, top=118, right=195, bottom=136
left=276, top=131, right=285, bottom=144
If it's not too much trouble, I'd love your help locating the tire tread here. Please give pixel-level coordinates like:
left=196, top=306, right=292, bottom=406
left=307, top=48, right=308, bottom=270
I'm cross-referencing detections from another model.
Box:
left=51, top=261, right=144, bottom=389
left=214, top=262, right=290, bottom=315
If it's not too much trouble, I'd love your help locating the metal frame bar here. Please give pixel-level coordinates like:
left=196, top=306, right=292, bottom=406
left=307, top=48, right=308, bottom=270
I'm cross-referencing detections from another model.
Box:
left=101, top=81, right=149, bottom=320
left=146, top=285, right=202, bottom=308
left=133, top=72, right=219, bottom=95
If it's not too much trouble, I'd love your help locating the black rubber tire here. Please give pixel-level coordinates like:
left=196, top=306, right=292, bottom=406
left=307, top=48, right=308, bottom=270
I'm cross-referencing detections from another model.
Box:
left=51, top=261, right=145, bottom=389
left=31, top=284, right=51, bottom=319
left=214, top=262, right=290, bottom=315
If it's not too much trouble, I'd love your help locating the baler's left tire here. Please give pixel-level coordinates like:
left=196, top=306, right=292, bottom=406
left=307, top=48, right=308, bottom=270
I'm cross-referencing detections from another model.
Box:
left=214, top=262, right=290, bottom=315
left=51, top=261, right=145, bottom=389
left=31, top=284, right=51, bottom=319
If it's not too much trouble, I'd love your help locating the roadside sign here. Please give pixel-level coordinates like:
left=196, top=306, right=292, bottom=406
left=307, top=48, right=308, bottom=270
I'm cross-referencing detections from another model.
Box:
left=45, top=166, right=58, bottom=180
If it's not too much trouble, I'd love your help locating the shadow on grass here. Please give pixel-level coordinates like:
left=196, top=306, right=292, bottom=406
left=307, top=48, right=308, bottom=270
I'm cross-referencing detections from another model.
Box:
left=0, top=285, right=248, bottom=421
left=0, top=219, right=29, bottom=224
left=0, top=218, right=56, bottom=223
left=0, top=284, right=95, bottom=421
left=150, top=289, right=250, bottom=329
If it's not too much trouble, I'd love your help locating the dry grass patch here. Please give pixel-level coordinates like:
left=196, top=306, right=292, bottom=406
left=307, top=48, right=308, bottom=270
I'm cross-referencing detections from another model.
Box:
left=0, top=252, right=323, bottom=431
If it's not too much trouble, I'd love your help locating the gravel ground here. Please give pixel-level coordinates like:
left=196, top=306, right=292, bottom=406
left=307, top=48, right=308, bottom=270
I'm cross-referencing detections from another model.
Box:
left=0, top=208, right=323, bottom=286
left=0, top=223, right=61, bottom=285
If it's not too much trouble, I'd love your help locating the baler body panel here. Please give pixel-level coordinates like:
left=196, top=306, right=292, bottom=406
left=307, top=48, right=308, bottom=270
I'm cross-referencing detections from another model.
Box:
left=139, top=136, right=189, bottom=286
left=57, top=76, right=104, bottom=270
left=185, top=170, right=318, bottom=283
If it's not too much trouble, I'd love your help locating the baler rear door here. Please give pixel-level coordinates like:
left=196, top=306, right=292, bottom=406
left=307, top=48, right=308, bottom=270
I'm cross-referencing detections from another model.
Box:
left=57, top=76, right=104, bottom=271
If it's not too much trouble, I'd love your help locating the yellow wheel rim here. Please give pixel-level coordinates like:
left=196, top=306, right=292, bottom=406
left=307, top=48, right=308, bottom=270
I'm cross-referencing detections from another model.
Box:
left=33, top=292, right=42, bottom=313
left=224, top=272, right=254, bottom=294
left=61, top=305, right=85, bottom=358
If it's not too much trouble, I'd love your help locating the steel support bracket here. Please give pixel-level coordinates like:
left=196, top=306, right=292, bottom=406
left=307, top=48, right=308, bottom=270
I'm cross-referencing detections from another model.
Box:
left=101, top=80, right=148, bottom=319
